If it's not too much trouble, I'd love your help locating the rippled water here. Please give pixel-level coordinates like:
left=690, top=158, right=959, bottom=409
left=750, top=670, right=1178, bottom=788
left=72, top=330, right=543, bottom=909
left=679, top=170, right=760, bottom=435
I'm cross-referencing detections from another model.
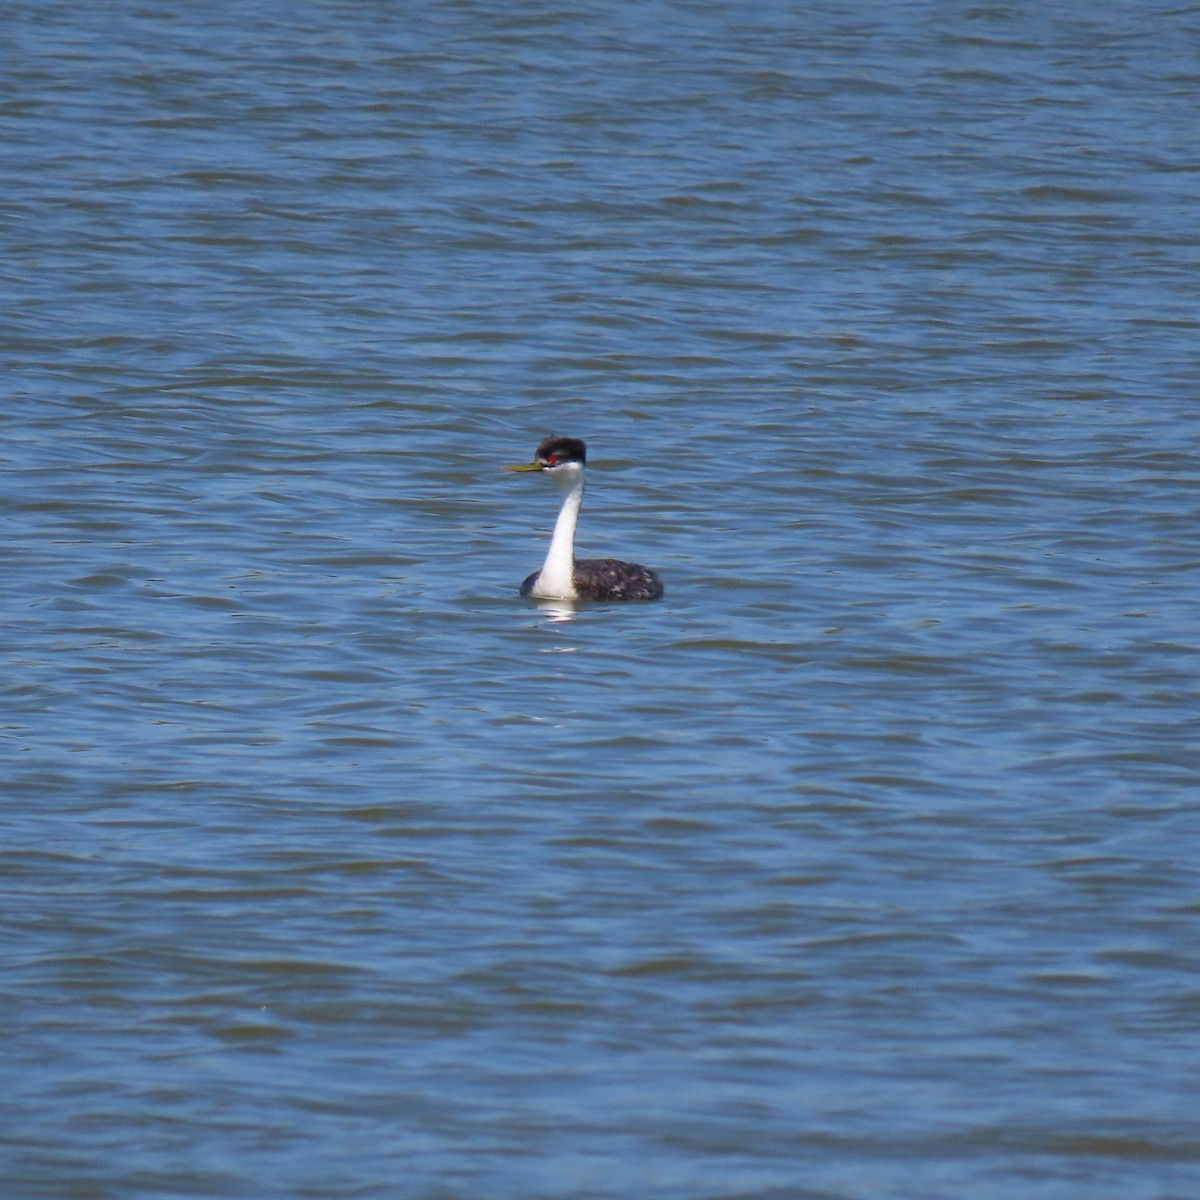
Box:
left=4, top=2, right=1200, bottom=1197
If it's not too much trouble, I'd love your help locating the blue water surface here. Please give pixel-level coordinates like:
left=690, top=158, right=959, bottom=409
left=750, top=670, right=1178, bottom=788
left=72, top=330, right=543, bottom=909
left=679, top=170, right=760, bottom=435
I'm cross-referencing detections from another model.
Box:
left=3, top=2, right=1199, bottom=1198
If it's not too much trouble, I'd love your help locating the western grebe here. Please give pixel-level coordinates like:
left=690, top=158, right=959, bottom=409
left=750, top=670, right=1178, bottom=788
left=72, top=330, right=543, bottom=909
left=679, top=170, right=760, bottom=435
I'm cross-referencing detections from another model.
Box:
left=505, top=435, right=664, bottom=602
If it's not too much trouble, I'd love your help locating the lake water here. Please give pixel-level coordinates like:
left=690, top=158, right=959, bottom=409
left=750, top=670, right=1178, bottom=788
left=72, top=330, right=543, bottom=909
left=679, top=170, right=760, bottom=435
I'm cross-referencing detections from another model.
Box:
left=3, top=2, right=1199, bottom=1197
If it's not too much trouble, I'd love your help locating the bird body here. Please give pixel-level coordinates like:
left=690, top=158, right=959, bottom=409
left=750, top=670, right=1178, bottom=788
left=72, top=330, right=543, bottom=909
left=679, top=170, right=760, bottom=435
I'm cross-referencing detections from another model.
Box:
left=506, top=436, right=663, bottom=603
left=519, top=558, right=663, bottom=601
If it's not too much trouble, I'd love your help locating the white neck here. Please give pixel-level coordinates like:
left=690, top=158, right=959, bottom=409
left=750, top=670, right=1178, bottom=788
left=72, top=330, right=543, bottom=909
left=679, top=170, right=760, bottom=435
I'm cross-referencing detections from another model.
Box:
left=531, top=465, right=584, bottom=598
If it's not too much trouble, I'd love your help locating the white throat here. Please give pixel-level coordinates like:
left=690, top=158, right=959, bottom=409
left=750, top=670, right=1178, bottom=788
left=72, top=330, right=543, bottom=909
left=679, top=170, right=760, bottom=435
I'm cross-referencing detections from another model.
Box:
left=531, top=464, right=584, bottom=599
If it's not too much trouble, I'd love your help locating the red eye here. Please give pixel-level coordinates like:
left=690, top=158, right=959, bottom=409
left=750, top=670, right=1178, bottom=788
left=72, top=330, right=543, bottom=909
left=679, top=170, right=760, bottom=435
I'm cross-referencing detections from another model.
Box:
left=547, top=455, right=558, bottom=464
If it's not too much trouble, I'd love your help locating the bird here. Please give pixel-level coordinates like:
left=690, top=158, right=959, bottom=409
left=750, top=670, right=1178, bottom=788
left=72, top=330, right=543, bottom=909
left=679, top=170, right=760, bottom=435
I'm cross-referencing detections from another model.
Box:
left=505, top=435, right=664, bottom=602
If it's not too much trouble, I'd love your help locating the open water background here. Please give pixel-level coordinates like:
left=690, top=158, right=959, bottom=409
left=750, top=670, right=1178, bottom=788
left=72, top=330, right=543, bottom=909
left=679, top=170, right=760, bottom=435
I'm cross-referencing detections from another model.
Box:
left=3, top=2, right=1200, bottom=1197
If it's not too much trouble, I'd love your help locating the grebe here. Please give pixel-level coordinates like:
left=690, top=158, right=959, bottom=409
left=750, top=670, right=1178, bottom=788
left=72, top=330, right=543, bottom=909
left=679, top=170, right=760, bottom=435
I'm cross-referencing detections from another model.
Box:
left=505, top=435, right=664, bottom=602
